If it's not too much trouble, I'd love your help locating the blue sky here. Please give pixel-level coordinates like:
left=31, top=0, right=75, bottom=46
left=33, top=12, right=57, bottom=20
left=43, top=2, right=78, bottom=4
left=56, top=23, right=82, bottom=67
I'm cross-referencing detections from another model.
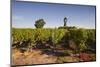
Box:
left=12, top=1, right=96, bottom=29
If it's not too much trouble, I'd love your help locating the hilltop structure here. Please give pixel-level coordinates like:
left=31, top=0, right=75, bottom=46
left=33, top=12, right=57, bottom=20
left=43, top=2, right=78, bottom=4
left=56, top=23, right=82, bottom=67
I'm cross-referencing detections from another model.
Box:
left=64, top=17, right=67, bottom=27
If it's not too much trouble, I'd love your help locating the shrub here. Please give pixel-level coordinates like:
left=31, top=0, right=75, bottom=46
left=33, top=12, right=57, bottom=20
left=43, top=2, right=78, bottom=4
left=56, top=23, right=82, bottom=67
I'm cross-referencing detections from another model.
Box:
left=12, top=28, right=95, bottom=52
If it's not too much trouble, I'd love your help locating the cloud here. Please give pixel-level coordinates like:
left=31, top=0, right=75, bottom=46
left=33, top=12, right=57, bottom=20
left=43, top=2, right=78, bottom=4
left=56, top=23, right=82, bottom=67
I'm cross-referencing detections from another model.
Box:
left=12, top=16, right=24, bottom=20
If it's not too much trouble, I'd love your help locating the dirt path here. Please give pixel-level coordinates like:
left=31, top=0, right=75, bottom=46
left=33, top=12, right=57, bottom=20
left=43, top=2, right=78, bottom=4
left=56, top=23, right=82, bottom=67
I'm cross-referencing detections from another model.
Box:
left=12, top=49, right=96, bottom=66
left=12, top=49, right=57, bottom=65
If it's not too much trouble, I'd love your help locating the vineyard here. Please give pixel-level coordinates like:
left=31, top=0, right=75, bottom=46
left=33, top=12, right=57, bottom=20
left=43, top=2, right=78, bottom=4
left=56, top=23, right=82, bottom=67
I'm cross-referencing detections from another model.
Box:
left=12, top=28, right=96, bottom=65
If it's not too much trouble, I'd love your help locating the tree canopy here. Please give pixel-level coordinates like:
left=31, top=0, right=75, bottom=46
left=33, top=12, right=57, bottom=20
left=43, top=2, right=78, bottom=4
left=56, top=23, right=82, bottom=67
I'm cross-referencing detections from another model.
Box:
left=34, top=19, right=46, bottom=28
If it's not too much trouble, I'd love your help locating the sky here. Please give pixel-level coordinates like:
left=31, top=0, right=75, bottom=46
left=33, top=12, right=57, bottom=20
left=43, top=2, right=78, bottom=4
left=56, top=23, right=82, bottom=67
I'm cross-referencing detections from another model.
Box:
left=12, top=0, right=96, bottom=29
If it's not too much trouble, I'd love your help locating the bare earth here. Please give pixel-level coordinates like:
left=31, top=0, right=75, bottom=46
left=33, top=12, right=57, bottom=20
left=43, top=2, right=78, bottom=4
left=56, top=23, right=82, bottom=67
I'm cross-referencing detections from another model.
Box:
left=12, top=49, right=96, bottom=66
left=12, top=49, right=57, bottom=65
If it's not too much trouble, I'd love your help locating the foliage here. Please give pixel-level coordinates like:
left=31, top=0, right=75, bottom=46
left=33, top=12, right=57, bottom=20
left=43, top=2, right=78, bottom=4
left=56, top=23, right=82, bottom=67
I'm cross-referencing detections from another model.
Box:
left=68, top=29, right=95, bottom=51
left=58, top=26, right=77, bottom=30
left=12, top=28, right=96, bottom=52
left=34, top=19, right=46, bottom=28
left=86, top=29, right=96, bottom=50
left=58, top=26, right=67, bottom=29
left=12, top=28, right=68, bottom=46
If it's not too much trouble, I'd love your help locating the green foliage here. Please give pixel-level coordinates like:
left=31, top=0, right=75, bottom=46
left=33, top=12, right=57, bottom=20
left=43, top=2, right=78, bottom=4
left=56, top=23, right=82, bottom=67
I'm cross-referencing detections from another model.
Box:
left=67, top=26, right=77, bottom=30
left=12, top=28, right=67, bottom=44
left=52, top=28, right=67, bottom=44
left=34, top=19, right=46, bottom=28
left=68, top=29, right=95, bottom=51
left=79, top=41, right=87, bottom=51
left=69, top=29, right=88, bottom=44
left=58, top=26, right=77, bottom=30
left=12, top=28, right=95, bottom=52
left=12, top=28, right=35, bottom=43
left=58, top=26, right=67, bottom=29
left=86, top=29, right=96, bottom=50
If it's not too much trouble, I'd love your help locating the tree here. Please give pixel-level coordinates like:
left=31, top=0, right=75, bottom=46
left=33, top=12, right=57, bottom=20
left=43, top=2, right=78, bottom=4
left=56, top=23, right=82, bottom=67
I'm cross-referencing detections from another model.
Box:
left=34, top=19, right=46, bottom=28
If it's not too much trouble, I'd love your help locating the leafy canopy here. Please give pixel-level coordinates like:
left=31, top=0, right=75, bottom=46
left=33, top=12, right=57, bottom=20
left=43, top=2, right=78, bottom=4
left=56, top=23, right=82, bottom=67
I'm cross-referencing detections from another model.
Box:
left=34, top=19, right=46, bottom=28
